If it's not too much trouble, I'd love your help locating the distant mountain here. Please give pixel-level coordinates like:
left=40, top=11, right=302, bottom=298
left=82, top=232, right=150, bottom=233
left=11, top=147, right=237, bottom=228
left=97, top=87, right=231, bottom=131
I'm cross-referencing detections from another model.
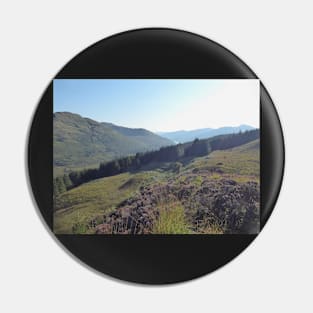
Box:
left=158, top=125, right=255, bottom=143
left=53, top=112, right=173, bottom=174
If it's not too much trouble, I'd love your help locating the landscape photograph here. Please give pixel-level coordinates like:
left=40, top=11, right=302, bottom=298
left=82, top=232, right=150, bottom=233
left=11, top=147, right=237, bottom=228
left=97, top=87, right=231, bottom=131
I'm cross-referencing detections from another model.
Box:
left=53, top=79, right=260, bottom=235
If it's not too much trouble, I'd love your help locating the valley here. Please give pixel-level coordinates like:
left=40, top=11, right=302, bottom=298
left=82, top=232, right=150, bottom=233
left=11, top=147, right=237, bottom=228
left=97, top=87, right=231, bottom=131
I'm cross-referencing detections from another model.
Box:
left=54, top=138, right=260, bottom=235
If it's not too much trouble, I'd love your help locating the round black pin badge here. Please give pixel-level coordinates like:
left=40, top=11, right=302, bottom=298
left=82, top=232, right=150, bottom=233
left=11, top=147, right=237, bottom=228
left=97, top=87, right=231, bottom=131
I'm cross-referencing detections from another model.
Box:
left=28, top=28, right=284, bottom=284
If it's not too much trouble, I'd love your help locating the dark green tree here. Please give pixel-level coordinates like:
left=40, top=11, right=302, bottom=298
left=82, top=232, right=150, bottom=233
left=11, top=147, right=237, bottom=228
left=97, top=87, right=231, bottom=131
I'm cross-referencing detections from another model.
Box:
left=55, top=176, right=66, bottom=194
left=53, top=178, right=59, bottom=196
left=63, top=174, right=72, bottom=189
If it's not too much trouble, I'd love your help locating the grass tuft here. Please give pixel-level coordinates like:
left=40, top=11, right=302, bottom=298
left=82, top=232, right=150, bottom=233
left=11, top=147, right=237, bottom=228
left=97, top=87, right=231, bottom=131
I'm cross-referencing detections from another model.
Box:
left=152, top=203, right=192, bottom=234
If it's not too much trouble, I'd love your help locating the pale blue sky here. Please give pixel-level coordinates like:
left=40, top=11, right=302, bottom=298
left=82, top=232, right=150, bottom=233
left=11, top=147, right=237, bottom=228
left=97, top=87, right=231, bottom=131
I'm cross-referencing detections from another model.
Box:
left=54, top=79, right=259, bottom=132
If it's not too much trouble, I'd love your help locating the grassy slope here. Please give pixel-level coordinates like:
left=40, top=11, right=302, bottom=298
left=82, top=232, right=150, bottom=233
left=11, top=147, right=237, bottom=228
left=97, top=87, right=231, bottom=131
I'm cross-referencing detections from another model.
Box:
left=54, top=171, right=165, bottom=233
left=185, top=139, right=259, bottom=182
left=54, top=139, right=259, bottom=234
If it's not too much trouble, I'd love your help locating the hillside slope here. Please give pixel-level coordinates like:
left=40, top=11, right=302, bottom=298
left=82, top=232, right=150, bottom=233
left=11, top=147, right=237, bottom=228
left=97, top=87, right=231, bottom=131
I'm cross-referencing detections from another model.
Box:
left=54, top=139, right=260, bottom=234
left=53, top=112, right=173, bottom=175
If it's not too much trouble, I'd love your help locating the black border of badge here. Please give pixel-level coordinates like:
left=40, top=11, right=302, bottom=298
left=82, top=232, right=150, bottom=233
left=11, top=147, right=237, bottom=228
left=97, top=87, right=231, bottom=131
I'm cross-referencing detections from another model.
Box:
left=27, top=28, right=285, bottom=284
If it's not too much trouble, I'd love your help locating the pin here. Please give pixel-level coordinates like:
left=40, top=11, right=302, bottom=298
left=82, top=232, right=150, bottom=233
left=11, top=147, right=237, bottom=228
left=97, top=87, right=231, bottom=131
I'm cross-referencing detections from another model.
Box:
left=28, top=28, right=284, bottom=284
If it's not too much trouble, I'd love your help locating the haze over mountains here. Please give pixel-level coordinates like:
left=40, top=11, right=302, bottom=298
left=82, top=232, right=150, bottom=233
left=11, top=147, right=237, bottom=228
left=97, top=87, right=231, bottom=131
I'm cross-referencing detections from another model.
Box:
left=157, top=125, right=255, bottom=143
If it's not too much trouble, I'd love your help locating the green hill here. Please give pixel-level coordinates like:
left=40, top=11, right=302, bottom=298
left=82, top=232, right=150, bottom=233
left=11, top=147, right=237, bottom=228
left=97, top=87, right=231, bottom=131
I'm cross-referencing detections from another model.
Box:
left=53, top=112, right=173, bottom=175
left=54, top=139, right=260, bottom=234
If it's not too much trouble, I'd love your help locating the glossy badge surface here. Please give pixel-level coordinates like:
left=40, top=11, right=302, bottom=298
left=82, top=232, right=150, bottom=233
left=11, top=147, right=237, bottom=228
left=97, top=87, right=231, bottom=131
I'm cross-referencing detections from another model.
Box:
left=28, top=28, right=284, bottom=284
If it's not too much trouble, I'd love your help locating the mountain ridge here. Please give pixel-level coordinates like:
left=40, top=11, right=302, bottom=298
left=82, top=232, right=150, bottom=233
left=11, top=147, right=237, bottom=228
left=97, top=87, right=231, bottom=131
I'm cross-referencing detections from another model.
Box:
left=53, top=112, right=173, bottom=175
left=157, top=124, right=255, bottom=143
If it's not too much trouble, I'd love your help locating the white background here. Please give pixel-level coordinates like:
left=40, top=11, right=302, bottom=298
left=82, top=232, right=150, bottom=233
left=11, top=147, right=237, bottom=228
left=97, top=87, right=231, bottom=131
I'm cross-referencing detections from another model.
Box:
left=1, top=1, right=312, bottom=312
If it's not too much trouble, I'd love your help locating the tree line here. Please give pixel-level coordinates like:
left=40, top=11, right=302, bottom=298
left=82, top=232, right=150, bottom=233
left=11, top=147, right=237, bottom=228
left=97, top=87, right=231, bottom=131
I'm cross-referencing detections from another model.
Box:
left=53, top=129, right=259, bottom=195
